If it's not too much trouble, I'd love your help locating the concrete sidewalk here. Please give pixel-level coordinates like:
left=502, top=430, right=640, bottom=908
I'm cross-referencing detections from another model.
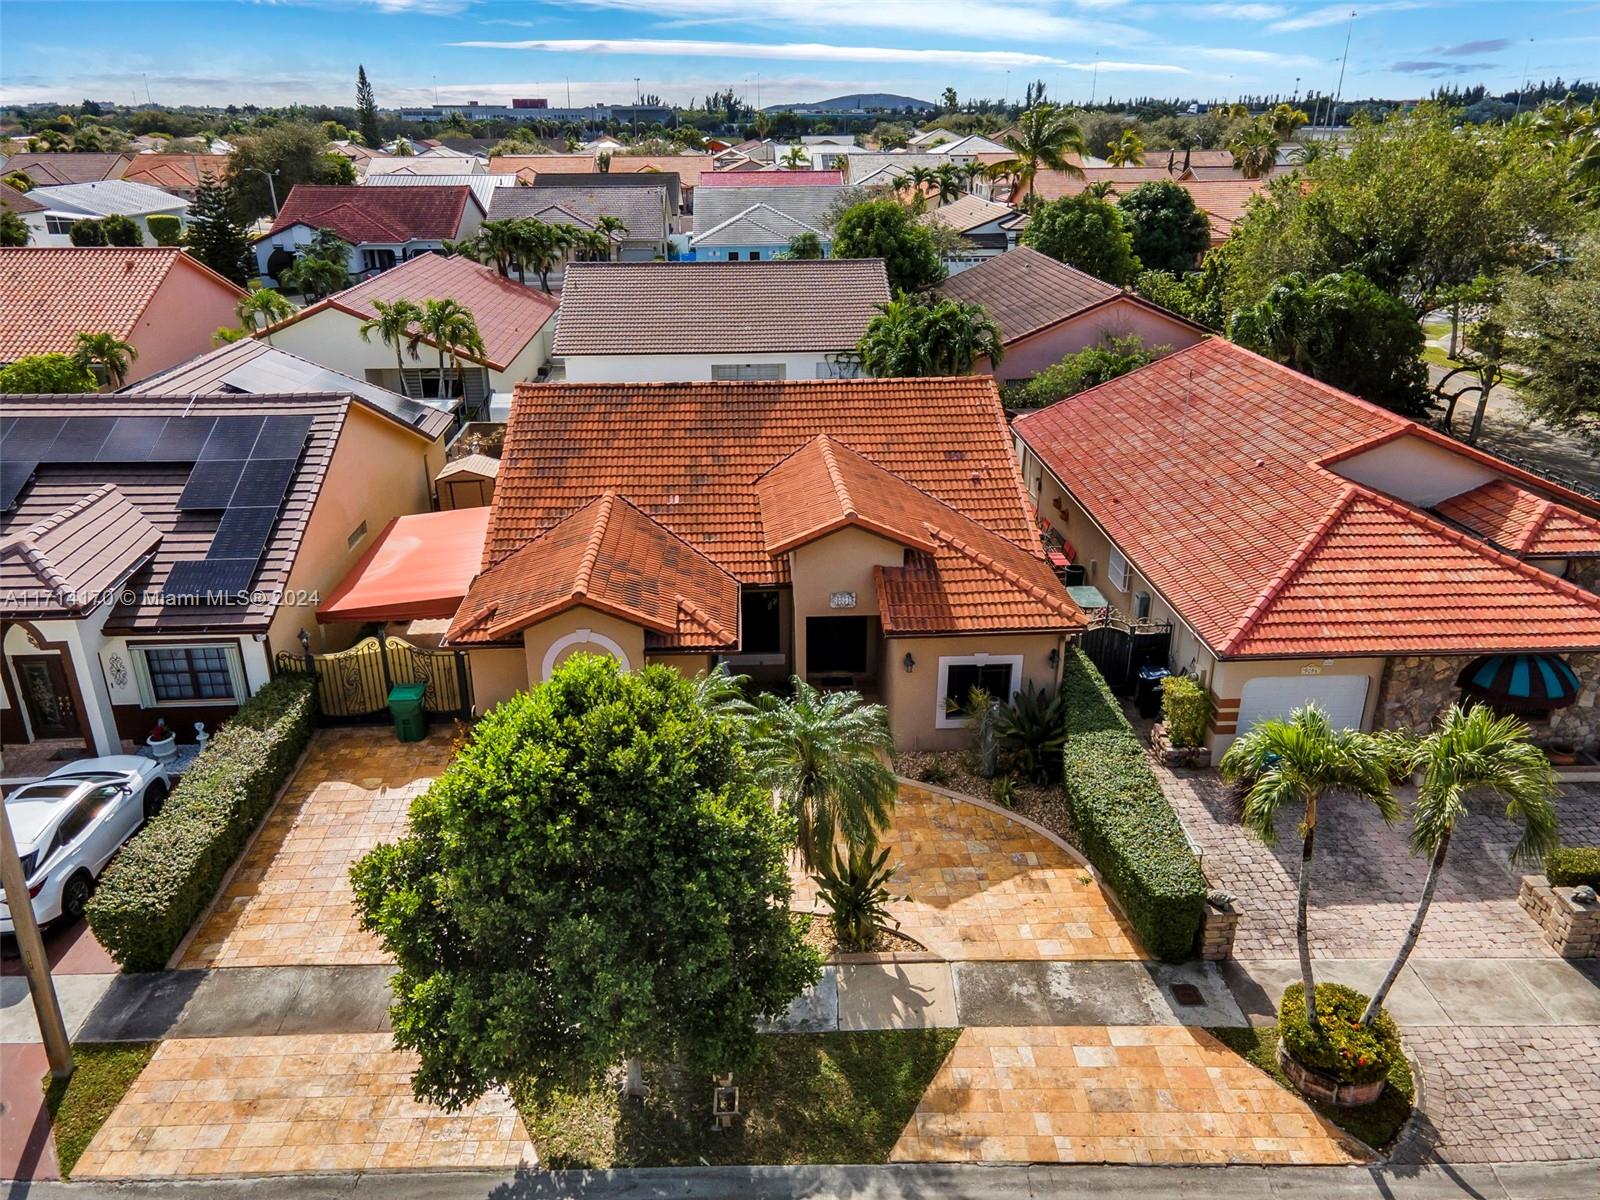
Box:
left=8, top=1160, right=1600, bottom=1198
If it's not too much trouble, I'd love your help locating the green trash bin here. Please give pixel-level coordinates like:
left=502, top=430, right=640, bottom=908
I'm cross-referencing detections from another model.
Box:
left=387, top=682, right=428, bottom=743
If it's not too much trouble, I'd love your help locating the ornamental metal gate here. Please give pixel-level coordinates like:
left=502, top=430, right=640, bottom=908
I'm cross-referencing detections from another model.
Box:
left=276, top=636, right=472, bottom=722
left=1079, top=617, right=1173, bottom=692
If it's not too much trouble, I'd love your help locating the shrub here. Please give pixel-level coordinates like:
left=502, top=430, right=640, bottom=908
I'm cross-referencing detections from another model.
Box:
left=915, top=760, right=951, bottom=787
left=1002, top=335, right=1164, bottom=409
left=994, top=680, right=1067, bottom=782
left=86, top=675, right=315, bottom=970
left=1059, top=647, right=1206, bottom=961
left=68, top=219, right=107, bottom=246
left=1546, top=846, right=1600, bottom=888
left=147, top=214, right=182, bottom=246
left=99, top=213, right=143, bottom=246
left=1279, top=982, right=1401, bottom=1087
left=812, top=837, right=900, bottom=952
left=1160, top=675, right=1211, bottom=749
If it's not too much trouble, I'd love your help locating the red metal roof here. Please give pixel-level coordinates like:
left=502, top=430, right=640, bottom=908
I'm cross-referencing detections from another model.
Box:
left=318, top=507, right=491, bottom=624
left=1014, top=338, right=1600, bottom=658
left=265, top=184, right=475, bottom=243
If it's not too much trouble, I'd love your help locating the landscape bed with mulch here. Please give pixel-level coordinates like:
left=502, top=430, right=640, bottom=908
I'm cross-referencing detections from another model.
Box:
left=511, top=1029, right=961, bottom=1167
left=895, top=749, right=1083, bottom=853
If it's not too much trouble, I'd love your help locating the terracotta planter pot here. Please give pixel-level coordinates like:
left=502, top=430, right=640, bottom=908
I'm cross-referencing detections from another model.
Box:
left=1275, top=1038, right=1385, bottom=1108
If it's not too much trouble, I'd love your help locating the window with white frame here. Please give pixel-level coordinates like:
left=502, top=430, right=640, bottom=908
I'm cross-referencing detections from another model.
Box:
left=712, top=363, right=784, bottom=381
left=935, top=653, right=1024, bottom=728
left=1107, top=548, right=1131, bottom=592
left=130, top=642, right=247, bottom=706
left=45, top=216, right=78, bottom=236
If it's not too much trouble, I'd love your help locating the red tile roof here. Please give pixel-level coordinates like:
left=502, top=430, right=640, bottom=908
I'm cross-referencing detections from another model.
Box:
left=0, top=247, right=246, bottom=361
left=698, top=170, right=844, bottom=187
left=4, top=153, right=131, bottom=186
left=264, top=184, right=476, bottom=243
left=1433, top=479, right=1600, bottom=559
left=266, top=252, right=557, bottom=371
left=468, top=379, right=1078, bottom=644
left=1013, top=338, right=1600, bottom=658
left=450, top=492, right=741, bottom=650
left=121, top=154, right=230, bottom=192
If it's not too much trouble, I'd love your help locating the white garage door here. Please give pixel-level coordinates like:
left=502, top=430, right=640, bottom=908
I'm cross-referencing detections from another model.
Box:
left=1236, top=674, right=1370, bottom=736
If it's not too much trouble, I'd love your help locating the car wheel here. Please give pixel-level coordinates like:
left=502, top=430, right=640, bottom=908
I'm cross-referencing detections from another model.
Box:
left=61, top=872, right=95, bottom=923
left=143, top=780, right=170, bottom=822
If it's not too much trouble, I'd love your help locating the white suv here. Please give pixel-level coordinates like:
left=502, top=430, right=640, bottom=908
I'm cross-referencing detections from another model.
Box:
left=1, top=756, right=171, bottom=932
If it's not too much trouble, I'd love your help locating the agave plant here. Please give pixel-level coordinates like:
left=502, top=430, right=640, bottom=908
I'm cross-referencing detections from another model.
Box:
left=812, top=836, right=901, bottom=952
left=994, top=681, right=1067, bottom=783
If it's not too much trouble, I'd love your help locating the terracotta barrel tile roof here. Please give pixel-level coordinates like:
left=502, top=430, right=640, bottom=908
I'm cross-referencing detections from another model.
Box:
left=0, top=484, right=161, bottom=615
left=1434, top=479, right=1600, bottom=559
left=552, top=259, right=890, bottom=357
left=121, top=154, right=231, bottom=191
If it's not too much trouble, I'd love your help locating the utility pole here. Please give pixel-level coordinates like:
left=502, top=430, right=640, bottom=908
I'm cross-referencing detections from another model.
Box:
left=1, top=802, right=73, bottom=1079
left=633, top=77, right=640, bottom=139
left=1090, top=61, right=1099, bottom=108
left=1330, top=9, right=1356, bottom=128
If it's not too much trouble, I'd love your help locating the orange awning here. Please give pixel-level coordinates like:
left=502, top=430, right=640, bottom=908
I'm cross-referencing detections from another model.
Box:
left=317, top=507, right=491, bottom=624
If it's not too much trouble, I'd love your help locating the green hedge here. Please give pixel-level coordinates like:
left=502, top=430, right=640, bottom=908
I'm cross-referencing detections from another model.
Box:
left=146, top=214, right=182, bottom=247
left=1547, top=846, right=1600, bottom=888
left=1059, top=647, right=1206, bottom=961
left=86, top=675, right=316, bottom=971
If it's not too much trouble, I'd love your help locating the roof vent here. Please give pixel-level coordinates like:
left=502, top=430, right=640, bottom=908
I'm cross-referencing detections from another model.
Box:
left=970, top=471, right=982, bottom=486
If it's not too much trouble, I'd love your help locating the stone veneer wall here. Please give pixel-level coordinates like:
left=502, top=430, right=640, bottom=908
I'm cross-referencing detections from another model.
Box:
left=1567, top=556, right=1600, bottom=595
left=1375, top=653, right=1600, bottom=753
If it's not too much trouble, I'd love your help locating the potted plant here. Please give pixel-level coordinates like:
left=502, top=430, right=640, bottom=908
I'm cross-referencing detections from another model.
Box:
left=1276, top=982, right=1400, bottom=1107
left=146, top=717, right=176, bottom=760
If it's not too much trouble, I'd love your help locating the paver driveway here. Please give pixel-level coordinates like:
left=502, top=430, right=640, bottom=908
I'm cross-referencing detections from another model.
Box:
left=890, top=1025, right=1360, bottom=1165
left=180, top=726, right=455, bottom=969
left=790, top=784, right=1142, bottom=961
left=73, top=1033, right=533, bottom=1178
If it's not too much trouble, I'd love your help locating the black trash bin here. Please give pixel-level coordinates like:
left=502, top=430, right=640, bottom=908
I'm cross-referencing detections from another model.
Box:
left=1135, top=666, right=1172, bottom=719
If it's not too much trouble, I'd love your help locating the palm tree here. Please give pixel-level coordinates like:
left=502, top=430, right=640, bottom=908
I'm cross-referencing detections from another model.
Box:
left=1082, top=180, right=1119, bottom=199
left=746, top=678, right=898, bottom=872
left=358, top=298, right=424, bottom=381
left=961, top=160, right=988, bottom=195
left=469, top=219, right=523, bottom=278
left=235, top=287, right=295, bottom=342
left=1360, top=705, right=1559, bottom=1026
left=1229, top=121, right=1281, bottom=179
left=932, top=164, right=965, bottom=206
left=72, top=331, right=138, bottom=389
left=593, top=214, right=628, bottom=260
left=1105, top=128, right=1146, bottom=167
left=995, top=103, right=1087, bottom=204
left=1268, top=102, right=1310, bottom=143
left=408, top=298, right=480, bottom=399
left=779, top=144, right=811, bottom=170
left=516, top=218, right=573, bottom=292
left=1220, top=706, right=1398, bottom=1033
left=279, top=256, right=347, bottom=303
left=1569, top=133, right=1600, bottom=207
left=899, top=165, right=937, bottom=211
left=856, top=295, right=1003, bottom=377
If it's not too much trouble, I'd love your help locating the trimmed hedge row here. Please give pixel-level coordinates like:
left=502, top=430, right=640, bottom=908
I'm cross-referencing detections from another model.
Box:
left=1547, top=846, right=1600, bottom=889
left=1059, top=647, right=1207, bottom=961
left=86, top=675, right=316, bottom=971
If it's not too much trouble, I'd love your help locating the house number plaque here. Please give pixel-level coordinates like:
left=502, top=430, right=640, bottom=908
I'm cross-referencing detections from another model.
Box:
left=829, top=591, right=857, bottom=609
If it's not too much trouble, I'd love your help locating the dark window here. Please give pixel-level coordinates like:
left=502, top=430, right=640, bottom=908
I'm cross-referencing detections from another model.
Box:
left=144, top=646, right=235, bottom=702
left=727, top=251, right=740, bottom=261
left=806, top=617, right=867, bottom=675
left=362, top=247, right=397, bottom=272
left=943, top=662, right=1015, bottom=710
left=741, top=590, right=782, bottom=655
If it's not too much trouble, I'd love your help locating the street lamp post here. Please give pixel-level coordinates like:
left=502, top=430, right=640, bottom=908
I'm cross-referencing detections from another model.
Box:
left=245, top=167, right=280, bottom=217
left=1, top=801, right=73, bottom=1079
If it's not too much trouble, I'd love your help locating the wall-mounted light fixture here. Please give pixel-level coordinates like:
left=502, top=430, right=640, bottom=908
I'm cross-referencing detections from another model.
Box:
left=902, top=652, right=916, bottom=673
left=1048, top=647, right=1060, bottom=669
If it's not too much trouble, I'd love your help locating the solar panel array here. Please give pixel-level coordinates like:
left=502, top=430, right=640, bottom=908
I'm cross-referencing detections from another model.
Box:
left=1, top=413, right=313, bottom=605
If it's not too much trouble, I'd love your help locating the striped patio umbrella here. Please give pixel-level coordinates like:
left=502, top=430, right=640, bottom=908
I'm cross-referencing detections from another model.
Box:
left=1456, top=654, right=1582, bottom=710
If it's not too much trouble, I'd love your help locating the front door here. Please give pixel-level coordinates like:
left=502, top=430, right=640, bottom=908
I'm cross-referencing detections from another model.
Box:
left=14, top=654, right=81, bottom=740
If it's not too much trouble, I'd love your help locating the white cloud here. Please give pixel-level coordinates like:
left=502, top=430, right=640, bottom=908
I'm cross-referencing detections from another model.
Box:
left=1189, top=46, right=1318, bottom=65
left=1268, top=2, right=1432, bottom=34
left=1189, top=3, right=1287, bottom=17
left=452, top=36, right=1191, bottom=72
left=540, top=1, right=1142, bottom=43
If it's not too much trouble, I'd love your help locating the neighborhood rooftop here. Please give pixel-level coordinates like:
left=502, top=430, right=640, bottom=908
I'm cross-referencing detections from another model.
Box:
left=265, top=184, right=480, bottom=243
left=487, top=183, right=668, bottom=243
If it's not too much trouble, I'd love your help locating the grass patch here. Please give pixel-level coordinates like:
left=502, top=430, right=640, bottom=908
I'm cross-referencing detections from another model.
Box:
left=511, top=1029, right=960, bottom=1167
left=1422, top=344, right=1465, bottom=371
left=1207, top=1024, right=1414, bottom=1152
left=44, top=1042, right=157, bottom=1177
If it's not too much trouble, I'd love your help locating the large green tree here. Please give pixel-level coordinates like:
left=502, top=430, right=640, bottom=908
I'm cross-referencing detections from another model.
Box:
left=1229, top=271, right=1429, bottom=415
left=350, top=656, right=818, bottom=1108
left=1006, top=334, right=1164, bottom=409
left=185, top=174, right=253, bottom=284
left=228, top=122, right=351, bottom=218
left=1021, top=193, right=1142, bottom=286
left=856, top=294, right=1002, bottom=377
left=1223, top=104, right=1578, bottom=317
left=831, top=199, right=945, bottom=294
left=1493, top=229, right=1600, bottom=446
left=1117, top=181, right=1211, bottom=276
left=355, top=65, right=381, bottom=150
left=0, top=208, right=30, bottom=247
left=0, top=353, right=98, bottom=393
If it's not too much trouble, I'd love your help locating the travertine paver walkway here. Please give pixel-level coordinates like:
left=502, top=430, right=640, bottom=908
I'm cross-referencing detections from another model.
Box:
left=180, top=726, right=455, bottom=969
left=890, top=1026, right=1361, bottom=1166
left=790, top=784, right=1142, bottom=961
left=73, top=1033, right=533, bottom=1178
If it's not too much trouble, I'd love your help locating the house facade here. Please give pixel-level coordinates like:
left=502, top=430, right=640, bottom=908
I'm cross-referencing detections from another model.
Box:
left=938, top=247, right=1208, bottom=386
left=1012, top=339, right=1600, bottom=757
left=687, top=183, right=842, bottom=262
left=1, top=392, right=444, bottom=759
left=487, top=183, right=671, bottom=262
left=253, top=184, right=485, bottom=284
left=261, top=252, right=559, bottom=414
left=330, top=377, right=1083, bottom=749
left=922, top=194, right=1024, bottom=273
left=0, top=247, right=246, bottom=385
left=18, top=180, right=190, bottom=247
left=554, top=259, right=889, bottom=383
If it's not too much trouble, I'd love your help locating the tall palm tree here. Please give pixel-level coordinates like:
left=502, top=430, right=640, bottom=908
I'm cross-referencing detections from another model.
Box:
left=72, top=331, right=138, bottom=389
left=779, top=144, right=811, bottom=170
left=746, top=678, right=898, bottom=872
left=1361, top=705, right=1559, bottom=1026
left=1229, top=121, right=1281, bottom=179
left=1082, top=180, right=1119, bottom=199
left=1267, top=103, right=1310, bottom=143
left=932, top=164, right=965, bottom=206
left=593, top=214, right=628, bottom=260
left=469, top=219, right=523, bottom=279
left=516, top=218, right=573, bottom=292
left=235, top=287, right=295, bottom=342
left=1220, top=706, right=1398, bottom=1033
left=961, top=160, right=988, bottom=195
left=358, top=298, right=424, bottom=381
left=900, top=165, right=937, bottom=211
left=408, top=298, right=480, bottom=399
left=1104, top=128, right=1146, bottom=167
left=995, top=103, right=1087, bottom=203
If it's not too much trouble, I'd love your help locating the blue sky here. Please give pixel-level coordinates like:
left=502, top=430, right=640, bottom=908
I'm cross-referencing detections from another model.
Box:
left=2, top=1, right=1596, bottom=110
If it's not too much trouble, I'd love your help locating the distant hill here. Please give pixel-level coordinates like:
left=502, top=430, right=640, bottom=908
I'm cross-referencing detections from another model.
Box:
left=764, top=93, right=935, bottom=114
